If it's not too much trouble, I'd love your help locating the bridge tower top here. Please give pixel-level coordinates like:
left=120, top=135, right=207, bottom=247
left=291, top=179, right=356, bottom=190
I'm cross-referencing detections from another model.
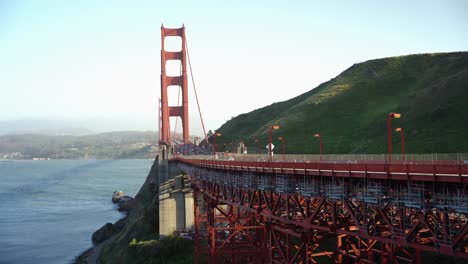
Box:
left=159, top=25, right=189, bottom=146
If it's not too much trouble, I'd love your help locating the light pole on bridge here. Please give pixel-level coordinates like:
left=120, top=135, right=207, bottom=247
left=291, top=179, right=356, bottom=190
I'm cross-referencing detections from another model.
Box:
left=212, top=132, right=222, bottom=159
left=394, top=127, right=405, bottom=161
left=193, top=137, right=199, bottom=155
left=278, top=136, right=285, bottom=161
left=230, top=142, right=235, bottom=157
left=313, top=133, right=323, bottom=161
left=268, top=125, right=280, bottom=161
left=387, top=112, right=401, bottom=163
left=254, top=139, right=261, bottom=158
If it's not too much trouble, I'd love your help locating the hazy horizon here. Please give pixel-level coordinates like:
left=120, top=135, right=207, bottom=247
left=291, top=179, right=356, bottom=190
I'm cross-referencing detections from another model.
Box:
left=0, top=118, right=159, bottom=136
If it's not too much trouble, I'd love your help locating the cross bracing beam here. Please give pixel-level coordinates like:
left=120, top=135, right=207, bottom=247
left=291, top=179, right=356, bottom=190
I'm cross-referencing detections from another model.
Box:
left=178, top=160, right=468, bottom=263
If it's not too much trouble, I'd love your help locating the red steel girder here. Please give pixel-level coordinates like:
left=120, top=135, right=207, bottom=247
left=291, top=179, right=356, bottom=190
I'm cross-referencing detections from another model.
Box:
left=182, top=163, right=468, bottom=263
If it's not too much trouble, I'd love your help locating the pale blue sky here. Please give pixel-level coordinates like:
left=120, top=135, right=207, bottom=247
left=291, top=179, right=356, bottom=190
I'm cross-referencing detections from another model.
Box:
left=0, top=0, right=467, bottom=134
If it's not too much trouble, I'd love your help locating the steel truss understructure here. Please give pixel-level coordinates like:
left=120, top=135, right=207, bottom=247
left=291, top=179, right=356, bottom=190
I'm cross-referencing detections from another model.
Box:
left=178, top=161, right=468, bottom=264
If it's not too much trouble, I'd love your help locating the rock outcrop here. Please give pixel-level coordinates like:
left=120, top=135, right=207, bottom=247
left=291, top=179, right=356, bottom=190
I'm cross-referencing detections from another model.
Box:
left=118, top=196, right=136, bottom=212
left=112, top=191, right=124, bottom=203
left=92, top=223, right=118, bottom=244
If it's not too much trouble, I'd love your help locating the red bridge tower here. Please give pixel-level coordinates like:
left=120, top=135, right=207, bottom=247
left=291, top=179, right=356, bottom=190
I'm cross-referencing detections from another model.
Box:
left=160, top=25, right=189, bottom=145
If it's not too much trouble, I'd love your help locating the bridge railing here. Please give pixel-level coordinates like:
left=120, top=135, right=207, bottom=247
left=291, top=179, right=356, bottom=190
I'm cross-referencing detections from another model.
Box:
left=178, top=152, right=468, bottom=164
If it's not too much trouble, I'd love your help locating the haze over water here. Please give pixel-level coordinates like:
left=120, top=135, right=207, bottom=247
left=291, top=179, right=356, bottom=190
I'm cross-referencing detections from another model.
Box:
left=0, top=159, right=152, bottom=264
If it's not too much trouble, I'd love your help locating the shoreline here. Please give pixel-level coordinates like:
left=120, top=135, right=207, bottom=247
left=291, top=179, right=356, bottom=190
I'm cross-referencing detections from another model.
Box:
left=74, top=237, right=113, bottom=264
left=74, top=158, right=160, bottom=264
left=74, top=200, right=133, bottom=264
left=74, top=157, right=196, bottom=263
left=74, top=211, right=129, bottom=264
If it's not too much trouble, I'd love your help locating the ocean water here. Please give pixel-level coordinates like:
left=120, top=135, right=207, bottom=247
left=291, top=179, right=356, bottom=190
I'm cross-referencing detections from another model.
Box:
left=0, top=159, right=153, bottom=264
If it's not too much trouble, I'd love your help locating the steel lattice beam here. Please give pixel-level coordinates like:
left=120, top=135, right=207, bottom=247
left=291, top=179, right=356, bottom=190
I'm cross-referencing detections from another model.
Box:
left=180, top=161, right=468, bottom=263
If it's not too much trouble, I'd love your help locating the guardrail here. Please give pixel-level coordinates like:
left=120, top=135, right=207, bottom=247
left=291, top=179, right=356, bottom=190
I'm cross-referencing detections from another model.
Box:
left=176, top=155, right=468, bottom=183
left=174, top=153, right=468, bottom=164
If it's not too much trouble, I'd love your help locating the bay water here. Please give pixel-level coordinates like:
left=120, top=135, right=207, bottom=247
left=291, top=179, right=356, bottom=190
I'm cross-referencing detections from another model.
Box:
left=0, top=159, right=152, bottom=264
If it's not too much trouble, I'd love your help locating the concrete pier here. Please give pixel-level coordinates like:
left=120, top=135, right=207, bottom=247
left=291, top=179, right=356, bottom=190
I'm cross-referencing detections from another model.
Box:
left=157, top=152, right=193, bottom=236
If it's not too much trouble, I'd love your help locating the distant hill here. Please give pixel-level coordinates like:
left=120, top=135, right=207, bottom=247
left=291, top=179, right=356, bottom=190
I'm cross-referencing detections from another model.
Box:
left=0, top=131, right=158, bottom=159
left=215, top=52, right=468, bottom=154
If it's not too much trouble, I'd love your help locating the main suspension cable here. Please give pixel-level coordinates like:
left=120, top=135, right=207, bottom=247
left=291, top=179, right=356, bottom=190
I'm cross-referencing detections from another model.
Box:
left=186, top=39, right=208, bottom=144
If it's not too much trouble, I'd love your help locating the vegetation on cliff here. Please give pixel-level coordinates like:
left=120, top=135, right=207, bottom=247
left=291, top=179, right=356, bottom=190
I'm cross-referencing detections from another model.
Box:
left=215, top=52, right=468, bottom=154
left=96, top=159, right=193, bottom=264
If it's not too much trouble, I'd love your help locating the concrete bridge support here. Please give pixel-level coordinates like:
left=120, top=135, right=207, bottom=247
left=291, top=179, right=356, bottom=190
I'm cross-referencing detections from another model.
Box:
left=157, top=157, right=194, bottom=236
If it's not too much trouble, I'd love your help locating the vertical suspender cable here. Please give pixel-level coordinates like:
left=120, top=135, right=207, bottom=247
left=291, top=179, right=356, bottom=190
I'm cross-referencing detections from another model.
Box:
left=186, top=39, right=208, bottom=144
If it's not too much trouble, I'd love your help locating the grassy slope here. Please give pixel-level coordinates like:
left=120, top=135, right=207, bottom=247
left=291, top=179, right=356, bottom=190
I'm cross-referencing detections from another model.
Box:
left=216, top=52, right=468, bottom=154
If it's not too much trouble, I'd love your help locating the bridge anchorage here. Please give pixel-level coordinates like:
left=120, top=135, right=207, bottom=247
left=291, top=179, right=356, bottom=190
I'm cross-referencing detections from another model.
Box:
left=157, top=26, right=468, bottom=263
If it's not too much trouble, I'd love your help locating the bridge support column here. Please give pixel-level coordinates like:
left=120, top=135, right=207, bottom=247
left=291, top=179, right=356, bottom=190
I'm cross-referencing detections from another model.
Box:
left=158, top=160, right=194, bottom=236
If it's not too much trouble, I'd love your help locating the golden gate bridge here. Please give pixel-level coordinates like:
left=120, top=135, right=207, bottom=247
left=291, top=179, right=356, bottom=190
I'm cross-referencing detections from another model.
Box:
left=158, top=25, right=468, bottom=263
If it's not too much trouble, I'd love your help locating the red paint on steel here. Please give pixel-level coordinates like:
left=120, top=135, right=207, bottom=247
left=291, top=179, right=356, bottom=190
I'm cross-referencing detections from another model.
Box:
left=160, top=25, right=189, bottom=145
left=182, top=162, right=468, bottom=263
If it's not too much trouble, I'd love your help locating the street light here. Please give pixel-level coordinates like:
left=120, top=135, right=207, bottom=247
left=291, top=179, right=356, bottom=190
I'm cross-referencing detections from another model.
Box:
left=394, top=127, right=405, bottom=161
left=193, top=137, right=199, bottom=155
left=254, top=139, right=261, bottom=158
left=212, top=132, right=222, bottom=158
left=278, top=136, right=285, bottom=161
left=229, top=142, right=234, bottom=158
left=269, top=125, right=280, bottom=160
left=313, top=133, right=323, bottom=161
left=387, top=112, right=401, bottom=163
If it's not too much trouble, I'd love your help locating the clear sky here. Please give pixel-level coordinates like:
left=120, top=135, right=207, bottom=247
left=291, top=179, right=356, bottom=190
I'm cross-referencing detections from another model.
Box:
left=1, top=0, right=467, bottom=135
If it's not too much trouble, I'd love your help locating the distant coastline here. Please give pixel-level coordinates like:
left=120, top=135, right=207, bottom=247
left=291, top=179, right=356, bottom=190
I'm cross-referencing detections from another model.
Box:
left=0, top=157, right=155, bottom=161
left=0, top=131, right=159, bottom=160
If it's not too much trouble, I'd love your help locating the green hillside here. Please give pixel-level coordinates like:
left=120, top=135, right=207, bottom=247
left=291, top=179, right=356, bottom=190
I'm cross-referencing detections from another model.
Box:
left=215, top=52, right=468, bottom=154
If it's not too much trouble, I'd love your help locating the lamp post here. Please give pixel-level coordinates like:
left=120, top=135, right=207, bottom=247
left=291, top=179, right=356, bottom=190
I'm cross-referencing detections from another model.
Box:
left=269, top=125, right=280, bottom=160
left=395, top=127, right=405, bottom=161
left=387, top=113, right=401, bottom=163
left=238, top=141, right=243, bottom=156
left=194, top=137, right=199, bottom=155
left=230, top=142, right=235, bottom=157
left=254, top=139, right=260, bottom=158
left=313, top=133, right=323, bottom=161
left=212, top=132, right=222, bottom=159
left=278, top=136, right=285, bottom=161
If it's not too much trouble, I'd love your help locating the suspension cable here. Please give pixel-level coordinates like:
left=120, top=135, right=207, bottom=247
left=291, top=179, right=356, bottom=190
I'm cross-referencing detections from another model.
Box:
left=186, top=39, right=208, bottom=144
